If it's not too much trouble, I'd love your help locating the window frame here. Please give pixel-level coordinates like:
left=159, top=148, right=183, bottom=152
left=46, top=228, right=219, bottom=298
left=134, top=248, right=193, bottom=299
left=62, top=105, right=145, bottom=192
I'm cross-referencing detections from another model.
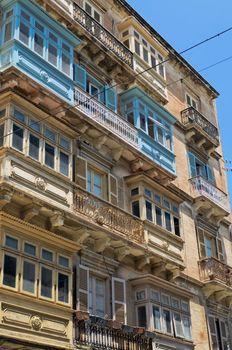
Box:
left=83, top=0, right=102, bottom=24
left=21, top=257, right=38, bottom=297
left=88, top=275, right=106, bottom=318
left=2, top=252, right=19, bottom=290
left=39, top=264, right=54, bottom=301
left=57, top=270, right=70, bottom=305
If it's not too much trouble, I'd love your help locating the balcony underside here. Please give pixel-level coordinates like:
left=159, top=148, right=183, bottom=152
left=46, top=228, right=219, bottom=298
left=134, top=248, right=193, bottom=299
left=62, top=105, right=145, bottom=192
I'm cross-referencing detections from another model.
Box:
left=203, top=281, right=232, bottom=304
left=193, top=196, right=229, bottom=222
left=185, top=124, right=219, bottom=156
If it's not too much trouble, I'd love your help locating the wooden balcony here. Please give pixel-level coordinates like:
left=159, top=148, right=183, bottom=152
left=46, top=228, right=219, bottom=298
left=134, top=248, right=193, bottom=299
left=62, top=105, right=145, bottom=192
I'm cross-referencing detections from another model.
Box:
left=199, top=258, right=232, bottom=301
left=73, top=3, right=133, bottom=68
left=189, top=176, right=230, bottom=218
left=74, top=86, right=139, bottom=148
left=74, top=314, right=155, bottom=350
left=73, top=187, right=145, bottom=245
left=181, top=107, right=219, bottom=155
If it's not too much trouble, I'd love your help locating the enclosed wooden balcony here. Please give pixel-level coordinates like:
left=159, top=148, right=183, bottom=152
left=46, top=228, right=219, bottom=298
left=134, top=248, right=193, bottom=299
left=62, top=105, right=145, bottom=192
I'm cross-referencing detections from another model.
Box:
left=73, top=187, right=145, bottom=245
left=189, top=176, right=230, bottom=219
left=73, top=3, right=133, bottom=69
left=199, top=258, right=232, bottom=301
left=181, top=107, right=219, bottom=155
left=74, top=314, right=155, bottom=350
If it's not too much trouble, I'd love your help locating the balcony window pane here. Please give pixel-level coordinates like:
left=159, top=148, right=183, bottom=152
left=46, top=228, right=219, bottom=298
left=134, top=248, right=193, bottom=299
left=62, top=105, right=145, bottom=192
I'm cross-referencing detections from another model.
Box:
left=45, top=143, right=55, bottom=168
left=173, top=312, right=184, bottom=337
left=85, top=3, right=91, bottom=15
left=60, top=151, right=69, bottom=176
left=42, top=249, right=53, bottom=262
left=29, top=119, right=41, bottom=132
left=24, top=243, right=36, bottom=256
left=4, top=22, right=12, bottom=42
left=131, top=187, right=139, bottom=196
left=166, top=133, right=172, bottom=150
left=0, top=124, right=4, bottom=147
left=151, top=55, right=156, bottom=68
left=12, top=124, right=24, bottom=151
left=41, top=267, right=52, bottom=298
left=132, top=201, right=140, bottom=218
left=157, top=126, right=164, bottom=144
left=144, top=188, right=152, bottom=197
left=145, top=200, right=153, bottom=221
left=127, top=112, right=134, bottom=126
left=59, top=256, right=69, bottom=268
left=45, top=128, right=56, bottom=142
left=5, top=236, right=18, bottom=249
left=29, top=134, right=39, bottom=160
left=94, top=10, right=100, bottom=23
left=34, top=32, right=44, bottom=56
left=93, top=173, right=102, bottom=197
left=140, top=113, right=146, bottom=131
left=174, top=217, right=180, bottom=236
left=96, top=279, right=105, bottom=317
left=155, top=206, right=162, bottom=226
left=143, top=48, right=149, bottom=63
left=165, top=212, right=172, bottom=231
left=3, top=255, right=17, bottom=288
left=14, top=109, right=25, bottom=123
left=48, top=43, right=57, bottom=66
left=153, top=305, right=161, bottom=330
left=163, top=309, right=172, bottom=334
left=19, top=22, right=30, bottom=45
left=137, top=306, right=147, bottom=328
left=183, top=316, right=192, bottom=340
left=205, top=238, right=212, bottom=257
left=62, top=52, right=70, bottom=75
left=23, top=261, right=35, bottom=294
left=148, top=118, right=155, bottom=139
left=134, top=40, right=140, bottom=55
left=58, top=273, right=69, bottom=303
left=60, top=137, right=70, bottom=150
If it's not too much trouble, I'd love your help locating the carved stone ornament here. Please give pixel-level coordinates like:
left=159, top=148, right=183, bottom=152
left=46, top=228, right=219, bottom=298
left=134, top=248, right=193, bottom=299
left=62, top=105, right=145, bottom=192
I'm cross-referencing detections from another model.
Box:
left=35, top=177, right=47, bottom=191
left=40, top=70, right=49, bottom=82
left=30, top=315, right=42, bottom=331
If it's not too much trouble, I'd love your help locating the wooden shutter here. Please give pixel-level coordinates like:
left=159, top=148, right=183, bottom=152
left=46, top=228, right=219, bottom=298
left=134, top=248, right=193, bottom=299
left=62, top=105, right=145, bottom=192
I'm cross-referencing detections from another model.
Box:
left=108, top=174, right=118, bottom=205
left=216, top=235, right=224, bottom=262
left=219, top=320, right=228, bottom=350
left=188, top=152, right=197, bottom=178
left=112, top=277, right=126, bottom=324
left=75, top=156, right=87, bottom=189
left=79, top=265, right=89, bottom=311
left=208, top=316, right=218, bottom=350
left=74, top=64, right=86, bottom=91
left=105, top=86, right=117, bottom=112
left=207, top=165, right=215, bottom=184
left=197, top=228, right=206, bottom=258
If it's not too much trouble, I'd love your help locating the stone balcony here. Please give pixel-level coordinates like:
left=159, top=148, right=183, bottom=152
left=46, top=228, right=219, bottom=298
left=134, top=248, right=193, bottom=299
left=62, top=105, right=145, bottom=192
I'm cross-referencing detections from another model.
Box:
left=199, top=258, right=232, bottom=302
left=74, top=313, right=155, bottom=350
left=181, top=107, right=219, bottom=156
left=189, top=176, right=230, bottom=220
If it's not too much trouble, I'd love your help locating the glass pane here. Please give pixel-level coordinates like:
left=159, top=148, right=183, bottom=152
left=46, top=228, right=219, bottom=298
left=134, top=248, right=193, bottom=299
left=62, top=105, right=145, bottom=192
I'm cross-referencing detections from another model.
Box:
left=143, top=48, right=149, bottom=62
left=174, top=312, right=184, bottom=337
left=85, top=3, right=92, bottom=15
left=131, top=187, right=139, bottom=196
left=183, top=316, right=192, bottom=339
left=3, top=255, right=17, bottom=288
left=94, top=10, right=100, bottom=23
left=96, top=295, right=105, bottom=317
left=163, top=199, right=170, bottom=209
left=157, top=126, right=164, bottom=144
left=153, top=305, right=161, bottom=330
left=19, top=22, right=30, bottom=45
left=127, top=112, right=134, bottom=126
left=34, top=32, right=43, bottom=56
left=93, top=173, right=102, bottom=197
left=29, top=119, right=40, bottom=132
left=136, top=290, right=146, bottom=300
left=166, top=133, right=172, bottom=150
left=12, top=124, right=24, bottom=151
left=134, top=40, right=140, bottom=55
left=41, top=267, right=52, bottom=298
left=148, top=118, right=154, bottom=138
left=62, top=52, right=70, bottom=75
left=45, top=143, right=55, bottom=168
left=174, top=217, right=180, bottom=236
left=5, top=236, right=18, bottom=249
left=29, top=134, right=39, bottom=160
left=140, top=113, right=146, bottom=131
left=151, top=55, right=156, bottom=68
left=155, top=206, right=162, bottom=226
left=60, top=152, right=69, bottom=176
left=165, top=212, right=172, bottom=231
left=21, top=10, right=30, bottom=21
left=48, top=43, right=57, bottom=66
left=4, top=22, right=12, bottom=42
left=0, top=124, right=4, bottom=147
left=58, top=273, right=69, bottom=303
left=49, top=32, right=57, bottom=43
left=14, top=109, right=25, bottom=123
left=163, top=309, right=172, bottom=334
left=59, top=256, right=69, bottom=268
left=132, top=201, right=140, bottom=218
left=23, top=261, right=35, bottom=293
left=60, top=137, right=70, bottom=150
left=145, top=200, right=153, bottom=221
left=45, top=128, right=56, bottom=142
left=24, top=243, right=36, bottom=256
left=151, top=290, right=160, bottom=302
left=42, top=249, right=53, bottom=262
left=171, top=298, right=180, bottom=309
left=137, top=306, right=146, bottom=328
left=144, top=188, right=152, bottom=197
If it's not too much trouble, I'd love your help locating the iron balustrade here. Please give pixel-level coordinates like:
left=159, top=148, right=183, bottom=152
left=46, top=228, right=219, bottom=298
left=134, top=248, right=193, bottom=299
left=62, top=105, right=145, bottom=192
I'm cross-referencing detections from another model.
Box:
left=73, top=3, right=133, bottom=68
left=74, top=86, right=139, bottom=148
left=181, top=107, right=219, bottom=141
left=199, top=257, right=232, bottom=287
left=73, top=186, right=145, bottom=245
left=75, top=318, right=154, bottom=350
left=190, top=176, right=230, bottom=212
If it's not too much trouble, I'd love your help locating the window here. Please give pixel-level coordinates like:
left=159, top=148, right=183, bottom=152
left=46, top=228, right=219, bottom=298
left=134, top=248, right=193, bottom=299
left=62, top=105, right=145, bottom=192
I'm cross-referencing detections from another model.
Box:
left=3, top=9, right=14, bottom=43
left=19, top=10, right=30, bottom=45
left=137, top=306, right=147, bottom=328
left=22, top=260, right=36, bottom=294
left=42, top=249, right=53, bottom=262
left=89, top=276, right=105, bottom=317
left=188, top=152, right=214, bottom=183
left=153, top=305, right=161, bottom=330
left=132, top=201, right=140, bottom=218
left=48, top=32, right=58, bottom=67
left=186, top=94, right=198, bottom=110
left=58, top=272, right=69, bottom=303
left=197, top=227, right=223, bottom=260
left=24, top=242, right=36, bottom=256
left=34, top=22, right=44, bottom=56
left=3, top=254, right=17, bottom=288
left=87, top=168, right=102, bottom=197
left=208, top=316, right=228, bottom=350
left=163, top=309, right=172, bottom=334
left=84, top=1, right=102, bottom=23
left=11, top=108, right=72, bottom=177
left=136, top=290, right=146, bottom=300
left=5, top=235, right=18, bottom=250
left=41, top=266, right=53, bottom=299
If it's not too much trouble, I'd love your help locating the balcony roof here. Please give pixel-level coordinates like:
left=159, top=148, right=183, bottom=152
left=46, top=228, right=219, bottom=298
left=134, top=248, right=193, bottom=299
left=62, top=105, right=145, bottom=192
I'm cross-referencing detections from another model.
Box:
left=118, top=0, right=219, bottom=98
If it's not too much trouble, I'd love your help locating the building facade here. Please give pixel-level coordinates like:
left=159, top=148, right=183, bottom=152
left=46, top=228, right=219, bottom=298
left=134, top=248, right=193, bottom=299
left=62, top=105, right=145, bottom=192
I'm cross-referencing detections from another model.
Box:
left=0, top=0, right=231, bottom=349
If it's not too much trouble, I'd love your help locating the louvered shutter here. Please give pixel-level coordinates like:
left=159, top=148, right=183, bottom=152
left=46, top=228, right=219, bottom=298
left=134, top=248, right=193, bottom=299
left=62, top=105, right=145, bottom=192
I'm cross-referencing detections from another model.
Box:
left=188, top=152, right=197, bottom=178
left=108, top=174, right=118, bottom=205
left=216, top=236, right=224, bottom=262
left=74, top=64, right=87, bottom=91
left=208, top=316, right=218, bottom=350
left=105, top=87, right=117, bottom=112
left=220, top=320, right=228, bottom=350
left=79, top=265, right=89, bottom=311
left=75, top=156, right=87, bottom=189
left=197, top=228, right=206, bottom=258
left=112, top=277, right=126, bottom=324
left=207, top=165, right=215, bottom=184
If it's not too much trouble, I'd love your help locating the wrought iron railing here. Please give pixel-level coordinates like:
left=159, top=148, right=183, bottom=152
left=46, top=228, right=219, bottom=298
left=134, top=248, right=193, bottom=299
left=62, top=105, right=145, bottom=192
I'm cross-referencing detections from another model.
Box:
left=181, top=107, right=219, bottom=141
left=199, top=257, right=232, bottom=287
left=75, top=316, right=154, bottom=350
left=74, top=86, right=139, bottom=148
left=73, top=187, right=145, bottom=245
left=190, top=176, right=230, bottom=212
left=73, top=3, right=133, bottom=68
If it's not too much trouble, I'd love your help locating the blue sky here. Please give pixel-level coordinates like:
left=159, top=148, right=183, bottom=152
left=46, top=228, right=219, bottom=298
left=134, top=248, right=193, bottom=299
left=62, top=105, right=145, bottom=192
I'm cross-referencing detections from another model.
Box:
left=127, top=0, right=232, bottom=204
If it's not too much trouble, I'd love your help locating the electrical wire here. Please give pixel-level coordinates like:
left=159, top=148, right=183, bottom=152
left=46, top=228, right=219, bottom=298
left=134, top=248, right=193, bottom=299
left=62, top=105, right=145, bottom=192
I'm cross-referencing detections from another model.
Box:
left=1, top=25, right=232, bottom=145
